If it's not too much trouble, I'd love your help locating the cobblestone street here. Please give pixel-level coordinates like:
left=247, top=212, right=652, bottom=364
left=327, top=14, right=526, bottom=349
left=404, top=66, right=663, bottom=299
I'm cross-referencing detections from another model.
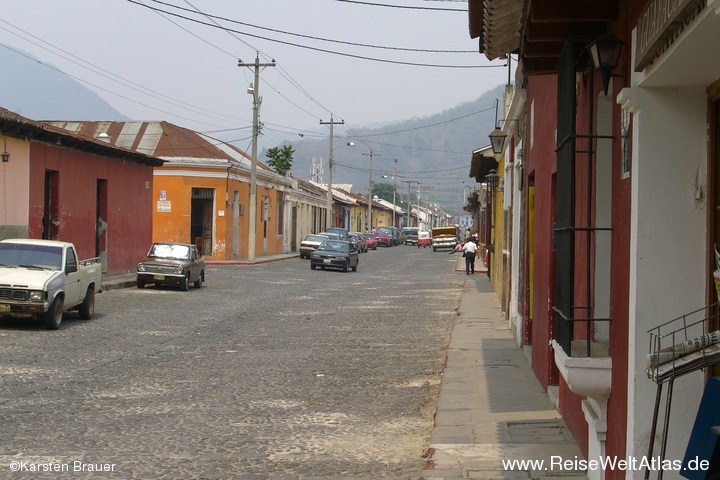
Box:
left=0, top=246, right=463, bottom=479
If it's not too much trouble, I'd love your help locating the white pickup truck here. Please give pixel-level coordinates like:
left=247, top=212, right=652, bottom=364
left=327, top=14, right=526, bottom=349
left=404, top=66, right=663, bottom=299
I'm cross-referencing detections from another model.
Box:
left=0, top=239, right=102, bottom=329
left=431, top=226, right=459, bottom=252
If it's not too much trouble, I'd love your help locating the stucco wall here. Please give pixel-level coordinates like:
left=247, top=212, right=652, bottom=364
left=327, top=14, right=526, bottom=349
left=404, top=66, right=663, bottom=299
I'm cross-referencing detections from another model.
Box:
left=27, top=142, right=154, bottom=275
left=526, top=75, right=560, bottom=390
left=0, top=137, right=30, bottom=238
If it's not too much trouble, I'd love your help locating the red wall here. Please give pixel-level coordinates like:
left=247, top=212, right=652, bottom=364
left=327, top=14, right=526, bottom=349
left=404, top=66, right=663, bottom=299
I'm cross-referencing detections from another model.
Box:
left=28, top=143, right=155, bottom=275
left=525, top=43, right=633, bottom=467
left=526, top=75, right=560, bottom=389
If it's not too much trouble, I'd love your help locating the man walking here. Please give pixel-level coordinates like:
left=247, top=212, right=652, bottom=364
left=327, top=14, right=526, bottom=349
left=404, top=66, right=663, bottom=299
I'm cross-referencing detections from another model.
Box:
left=463, top=238, right=478, bottom=275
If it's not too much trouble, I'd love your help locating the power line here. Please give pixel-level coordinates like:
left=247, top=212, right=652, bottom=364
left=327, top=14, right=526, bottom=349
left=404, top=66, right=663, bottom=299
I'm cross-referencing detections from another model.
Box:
left=332, top=0, right=466, bottom=11
left=0, top=21, right=245, bottom=126
left=352, top=105, right=495, bottom=137
left=148, top=0, right=475, bottom=53
left=125, top=0, right=501, bottom=68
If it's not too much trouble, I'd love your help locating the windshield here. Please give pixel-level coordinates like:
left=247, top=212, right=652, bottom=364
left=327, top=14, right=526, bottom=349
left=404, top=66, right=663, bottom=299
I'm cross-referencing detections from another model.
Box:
left=0, top=243, right=63, bottom=270
left=319, top=241, right=349, bottom=253
left=149, top=243, right=190, bottom=260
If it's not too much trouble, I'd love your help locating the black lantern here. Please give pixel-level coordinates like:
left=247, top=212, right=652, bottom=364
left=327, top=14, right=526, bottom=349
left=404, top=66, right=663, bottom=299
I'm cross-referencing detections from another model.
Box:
left=587, top=34, right=624, bottom=96
left=488, top=98, right=507, bottom=155
left=1, top=135, right=8, bottom=162
left=489, top=127, right=507, bottom=155
left=486, top=169, right=499, bottom=191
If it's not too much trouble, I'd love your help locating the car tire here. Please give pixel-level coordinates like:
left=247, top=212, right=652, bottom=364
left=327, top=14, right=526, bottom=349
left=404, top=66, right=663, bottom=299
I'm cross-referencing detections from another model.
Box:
left=342, top=262, right=348, bottom=272
left=194, top=271, right=204, bottom=288
left=180, top=273, right=189, bottom=291
left=311, top=263, right=316, bottom=270
left=43, top=296, right=63, bottom=330
left=137, top=278, right=146, bottom=289
left=78, top=287, right=95, bottom=320
left=351, top=264, right=357, bottom=272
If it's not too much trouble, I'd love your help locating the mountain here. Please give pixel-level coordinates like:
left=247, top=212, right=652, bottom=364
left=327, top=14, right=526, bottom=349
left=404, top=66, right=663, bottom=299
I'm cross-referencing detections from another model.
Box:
left=279, top=84, right=505, bottom=194
left=0, top=45, right=128, bottom=121
left=0, top=42, right=503, bottom=208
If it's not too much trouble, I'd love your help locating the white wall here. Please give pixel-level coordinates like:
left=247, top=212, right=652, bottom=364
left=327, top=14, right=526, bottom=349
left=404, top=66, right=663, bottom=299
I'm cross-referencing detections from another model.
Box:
left=620, top=85, right=707, bottom=478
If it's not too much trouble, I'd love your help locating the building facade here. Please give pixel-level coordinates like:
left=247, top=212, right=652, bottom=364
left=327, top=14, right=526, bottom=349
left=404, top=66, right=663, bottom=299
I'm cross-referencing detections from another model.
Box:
left=0, top=108, right=162, bottom=275
left=469, top=1, right=720, bottom=478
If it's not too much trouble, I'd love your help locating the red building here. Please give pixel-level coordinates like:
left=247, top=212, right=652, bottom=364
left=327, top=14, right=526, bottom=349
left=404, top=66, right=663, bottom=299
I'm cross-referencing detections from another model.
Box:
left=0, top=108, right=163, bottom=274
left=470, top=1, right=720, bottom=479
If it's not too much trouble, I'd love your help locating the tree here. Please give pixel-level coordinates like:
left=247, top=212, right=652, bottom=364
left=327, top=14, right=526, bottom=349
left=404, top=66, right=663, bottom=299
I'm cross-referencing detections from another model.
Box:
left=372, top=182, right=396, bottom=203
left=265, top=144, right=295, bottom=176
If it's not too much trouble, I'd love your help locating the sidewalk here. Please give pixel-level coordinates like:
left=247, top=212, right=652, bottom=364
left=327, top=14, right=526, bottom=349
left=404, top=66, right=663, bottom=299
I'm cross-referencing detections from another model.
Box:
left=424, top=254, right=587, bottom=479
left=100, top=252, right=299, bottom=291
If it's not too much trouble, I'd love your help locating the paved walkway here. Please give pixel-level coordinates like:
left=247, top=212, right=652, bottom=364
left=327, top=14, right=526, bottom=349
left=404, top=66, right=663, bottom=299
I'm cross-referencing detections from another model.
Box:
left=425, top=254, right=587, bottom=479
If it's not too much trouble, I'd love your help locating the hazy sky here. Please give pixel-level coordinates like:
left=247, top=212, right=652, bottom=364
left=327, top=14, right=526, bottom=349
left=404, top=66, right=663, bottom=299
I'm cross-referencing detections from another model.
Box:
left=0, top=0, right=508, bottom=146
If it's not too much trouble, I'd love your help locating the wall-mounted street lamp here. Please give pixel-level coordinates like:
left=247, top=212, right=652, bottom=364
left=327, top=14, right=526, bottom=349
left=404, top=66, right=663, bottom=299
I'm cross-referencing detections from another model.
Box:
left=488, top=99, right=507, bottom=155
left=486, top=169, right=499, bottom=192
left=587, top=33, right=625, bottom=96
left=2, top=135, right=9, bottom=163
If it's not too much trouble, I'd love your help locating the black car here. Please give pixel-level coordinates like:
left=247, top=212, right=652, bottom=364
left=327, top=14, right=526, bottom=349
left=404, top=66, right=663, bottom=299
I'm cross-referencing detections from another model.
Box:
left=310, top=240, right=359, bottom=272
left=136, top=242, right=205, bottom=291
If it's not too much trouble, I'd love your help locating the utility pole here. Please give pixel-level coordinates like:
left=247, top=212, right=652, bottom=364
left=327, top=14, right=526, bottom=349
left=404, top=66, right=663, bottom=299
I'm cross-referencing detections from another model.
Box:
left=402, top=180, right=419, bottom=227
left=392, top=158, right=397, bottom=228
left=320, top=116, right=344, bottom=229
left=362, top=150, right=380, bottom=231
left=238, top=53, right=275, bottom=263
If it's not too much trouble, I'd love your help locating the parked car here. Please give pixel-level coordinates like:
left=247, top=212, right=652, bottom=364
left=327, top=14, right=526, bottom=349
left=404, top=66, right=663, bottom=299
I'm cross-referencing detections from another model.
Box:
left=401, top=227, right=419, bottom=245
left=363, top=233, right=377, bottom=250
left=376, top=226, right=400, bottom=246
left=349, top=232, right=367, bottom=253
left=318, top=232, right=342, bottom=241
left=137, top=242, right=205, bottom=291
left=299, top=234, right=330, bottom=259
left=310, top=240, right=359, bottom=272
left=374, top=230, right=391, bottom=247
left=324, top=227, right=349, bottom=241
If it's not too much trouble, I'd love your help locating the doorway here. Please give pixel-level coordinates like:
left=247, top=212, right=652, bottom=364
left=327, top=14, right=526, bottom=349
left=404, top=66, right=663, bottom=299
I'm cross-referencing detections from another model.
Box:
left=42, top=170, right=59, bottom=240
left=191, top=188, right=214, bottom=255
left=96, top=179, right=108, bottom=272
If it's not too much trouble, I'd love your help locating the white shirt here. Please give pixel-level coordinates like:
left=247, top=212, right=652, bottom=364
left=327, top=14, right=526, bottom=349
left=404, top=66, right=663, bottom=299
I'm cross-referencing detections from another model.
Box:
left=463, top=241, right=478, bottom=254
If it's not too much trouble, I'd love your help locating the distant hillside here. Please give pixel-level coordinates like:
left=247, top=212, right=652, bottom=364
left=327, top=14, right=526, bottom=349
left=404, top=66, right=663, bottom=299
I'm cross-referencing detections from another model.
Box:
left=282, top=84, right=505, bottom=193
left=0, top=44, right=128, bottom=121
left=0, top=41, right=504, bottom=207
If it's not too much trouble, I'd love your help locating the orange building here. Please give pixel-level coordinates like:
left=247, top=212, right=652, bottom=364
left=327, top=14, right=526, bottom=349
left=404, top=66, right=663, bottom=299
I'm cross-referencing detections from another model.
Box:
left=50, top=121, right=324, bottom=261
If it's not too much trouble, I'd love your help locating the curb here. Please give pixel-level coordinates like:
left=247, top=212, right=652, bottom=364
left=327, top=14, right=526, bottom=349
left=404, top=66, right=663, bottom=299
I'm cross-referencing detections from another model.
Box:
left=101, top=254, right=299, bottom=291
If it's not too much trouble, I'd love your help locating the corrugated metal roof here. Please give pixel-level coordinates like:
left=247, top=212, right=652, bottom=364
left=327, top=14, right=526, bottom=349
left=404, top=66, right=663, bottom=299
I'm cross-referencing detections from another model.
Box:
left=46, top=120, right=262, bottom=170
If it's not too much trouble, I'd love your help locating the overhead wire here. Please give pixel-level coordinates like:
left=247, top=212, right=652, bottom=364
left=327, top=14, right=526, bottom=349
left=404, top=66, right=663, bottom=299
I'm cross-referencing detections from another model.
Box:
left=332, top=0, right=466, bottom=11
left=125, top=0, right=502, bottom=68
left=149, top=0, right=475, bottom=53
left=0, top=20, right=246, bottom=127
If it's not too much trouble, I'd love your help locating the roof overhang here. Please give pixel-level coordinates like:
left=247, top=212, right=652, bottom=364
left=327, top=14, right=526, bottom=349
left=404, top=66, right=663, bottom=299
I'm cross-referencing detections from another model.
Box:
left=470, top=147, right=498, bottom=183
left=469, top=0, right=619, bottom=75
